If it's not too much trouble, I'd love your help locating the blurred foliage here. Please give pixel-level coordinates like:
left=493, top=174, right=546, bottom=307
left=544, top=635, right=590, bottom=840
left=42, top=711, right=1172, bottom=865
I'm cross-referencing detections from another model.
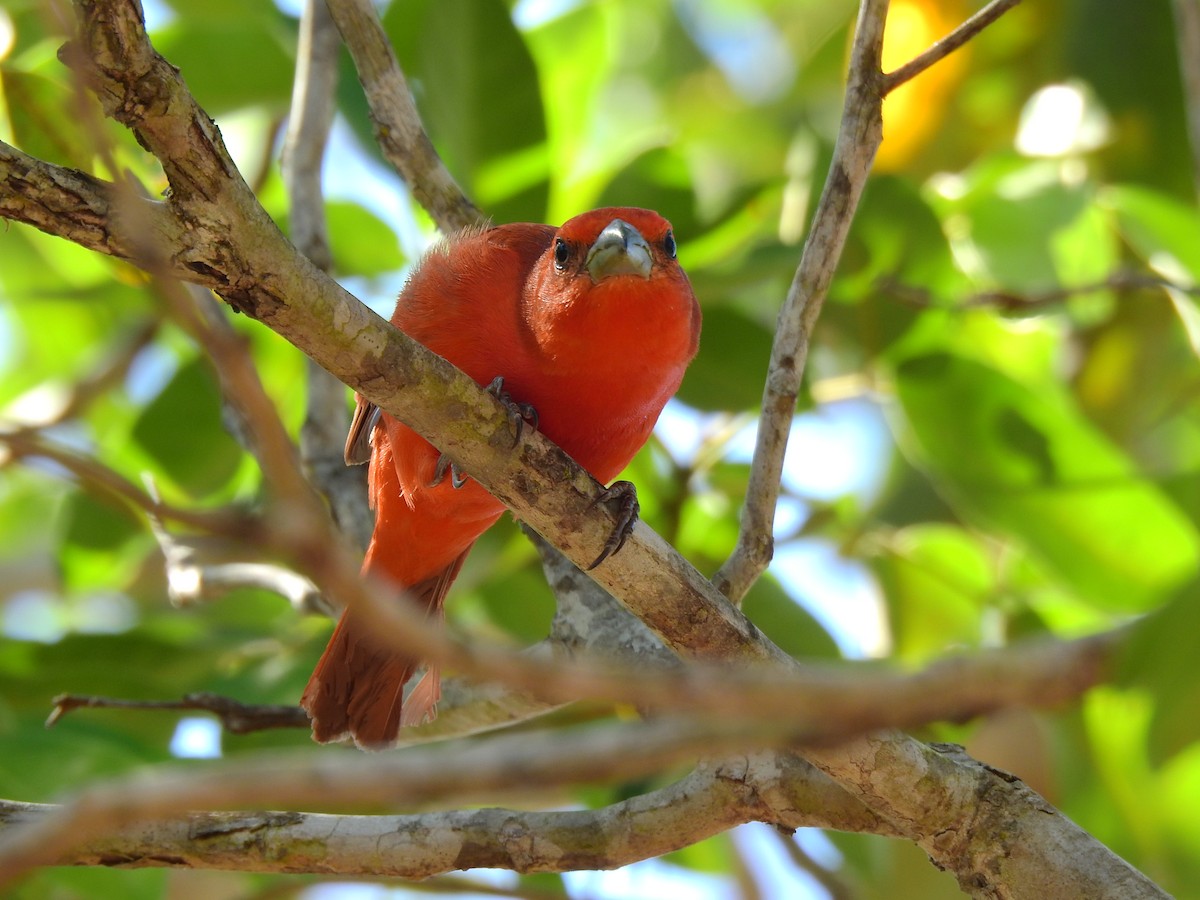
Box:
left=2, top=0, right=1200, bottom=897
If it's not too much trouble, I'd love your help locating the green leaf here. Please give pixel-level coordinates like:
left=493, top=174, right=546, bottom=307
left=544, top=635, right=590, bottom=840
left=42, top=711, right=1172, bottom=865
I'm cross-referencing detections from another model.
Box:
left=60, top=489, right=142, bottom=552
left=1, top=69, right=100, bottom=170
left=742, top=575, right=839, bottom=660
left=151, top=15, right=294, bottom=114
left=325, top=200, right=406, bottom=277
left=384, top=0, right=548, bottom=221
left=871, top=524, right=992, bottom=662
left=838, top=175, right=964, bottom=304
left=1103, top=185, right=1200, bottom=283
left=130, top=356, right=245, bottom=497
left=1119, top=580, right=1200, bottom=765
left=676, top=306, right=773, bottom=411
left=894, top=351, right=1200, bottom=609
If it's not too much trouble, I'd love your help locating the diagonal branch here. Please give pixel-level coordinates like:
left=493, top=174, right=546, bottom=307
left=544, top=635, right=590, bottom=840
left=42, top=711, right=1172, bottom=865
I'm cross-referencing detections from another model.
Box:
left=3, top=0, right=763, bottom=665
left=882, top=0, right=1025, bottom=93
left=324, top=0, right=483, bottom=232
left=711, top=0, right=888, bottom=604
left=711, top=0, right=1027, bottom=606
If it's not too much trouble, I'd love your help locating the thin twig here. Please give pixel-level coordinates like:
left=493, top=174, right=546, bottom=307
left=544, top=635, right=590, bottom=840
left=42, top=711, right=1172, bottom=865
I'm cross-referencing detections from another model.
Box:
left=324, top=0, right=483, bottom=232
left=712, top=0, right=1028, bottom=606
left=0, top=429, right=250, bottom=536
left=47, top=693, right=309, bottom=734
left=711, top=0, right=888, bottom=604
left=883, top=0, right=1025, bottom=93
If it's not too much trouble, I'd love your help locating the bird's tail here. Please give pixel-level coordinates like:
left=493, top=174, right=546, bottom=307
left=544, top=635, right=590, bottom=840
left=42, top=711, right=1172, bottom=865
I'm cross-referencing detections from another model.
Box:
left=300, top=552, right=468, bottom=749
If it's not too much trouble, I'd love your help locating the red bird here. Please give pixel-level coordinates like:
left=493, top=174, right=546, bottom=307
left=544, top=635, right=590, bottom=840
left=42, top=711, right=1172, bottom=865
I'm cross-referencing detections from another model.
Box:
left=301, top=207, right=701, bottom=748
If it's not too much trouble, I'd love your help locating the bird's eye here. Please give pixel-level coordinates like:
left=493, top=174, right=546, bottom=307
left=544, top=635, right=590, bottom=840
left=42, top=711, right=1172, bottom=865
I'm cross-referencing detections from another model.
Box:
left=553, top=238, right=570, bottom=271
left=663, top=229, right=677, bottom=259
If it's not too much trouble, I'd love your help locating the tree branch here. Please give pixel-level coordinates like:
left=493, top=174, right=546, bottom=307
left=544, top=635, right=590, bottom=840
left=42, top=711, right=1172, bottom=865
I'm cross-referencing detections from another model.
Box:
left=3, top=0, right=762, bottom=664
left=40, top=576, right=1128, bottom=749
left=712, top=0, right=888, bottom=604
left=323, top=0, right=483, bottom=232
left=0, top=753, right=890, bottom=877
left=0, top=718, right=797, bottom=881
left=882, top=0, right=1025, bottom=93
left=285, top=0, right=375, bottom=552
left=46, top=693, right=309, bottom=734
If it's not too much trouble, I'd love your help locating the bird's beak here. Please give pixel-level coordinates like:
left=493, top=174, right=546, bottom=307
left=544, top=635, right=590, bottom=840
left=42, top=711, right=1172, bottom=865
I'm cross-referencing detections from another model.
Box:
left=586, top=218, right=653, bottom=282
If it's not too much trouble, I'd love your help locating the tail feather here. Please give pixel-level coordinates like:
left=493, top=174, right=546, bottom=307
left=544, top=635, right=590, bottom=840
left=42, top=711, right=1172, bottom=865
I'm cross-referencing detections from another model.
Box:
left=301, top=552, right=468, bottom=749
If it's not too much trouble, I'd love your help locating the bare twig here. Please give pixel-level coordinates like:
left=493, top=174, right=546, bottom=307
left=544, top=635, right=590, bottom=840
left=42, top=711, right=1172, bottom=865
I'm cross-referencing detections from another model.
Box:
left=324, top=0, right=483, bottom=232
left=47, top=693, right=309, bottom=734
left=711, top=0, right=888, bottom=604
left=883, top=0, right=1025, bottom=93
left=713, top=0, right=1027, bottom=607
left=0, top=429, right=250, bottom=536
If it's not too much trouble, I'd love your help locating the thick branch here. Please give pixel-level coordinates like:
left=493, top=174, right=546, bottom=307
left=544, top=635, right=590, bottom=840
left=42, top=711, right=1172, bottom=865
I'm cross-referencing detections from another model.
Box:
left=3, top=0, right=762, bottom=664
left=0, top=754, right=889, bottom=877
left=0, top=718, right=794, bottom=881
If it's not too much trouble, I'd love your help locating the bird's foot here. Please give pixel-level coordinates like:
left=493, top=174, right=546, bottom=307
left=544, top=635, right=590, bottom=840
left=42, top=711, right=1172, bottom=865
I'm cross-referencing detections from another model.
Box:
left=587, top=480, right=640, bottom=569
left=430, top=376, right=538, bottom=489
left=430, top=453, right=467, bottom=489
left=485, top=375, right=539, bottom=447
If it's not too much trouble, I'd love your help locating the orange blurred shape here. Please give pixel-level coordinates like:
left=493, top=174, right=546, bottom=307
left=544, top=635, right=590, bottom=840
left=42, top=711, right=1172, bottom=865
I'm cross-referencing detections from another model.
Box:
left=876, top=0, right=969, bottom=171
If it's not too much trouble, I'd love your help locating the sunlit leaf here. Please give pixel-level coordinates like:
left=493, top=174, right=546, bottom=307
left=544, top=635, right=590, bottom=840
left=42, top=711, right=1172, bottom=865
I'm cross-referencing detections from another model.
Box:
left=871, top=524, right=991, bottom=661
left=894, top=351, right=1200, bottom=609
left=152, top=17, right=294, bottom=114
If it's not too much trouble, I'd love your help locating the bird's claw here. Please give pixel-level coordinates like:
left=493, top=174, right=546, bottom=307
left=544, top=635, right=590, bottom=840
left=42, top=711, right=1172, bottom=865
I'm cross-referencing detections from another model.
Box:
left=431, top=377, right=538, bottom=489
left=430, top=453, right=467, bottom=489
left=485, top=376, right=539, bottom=448
left=587, top=480, right=640, bottom=570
